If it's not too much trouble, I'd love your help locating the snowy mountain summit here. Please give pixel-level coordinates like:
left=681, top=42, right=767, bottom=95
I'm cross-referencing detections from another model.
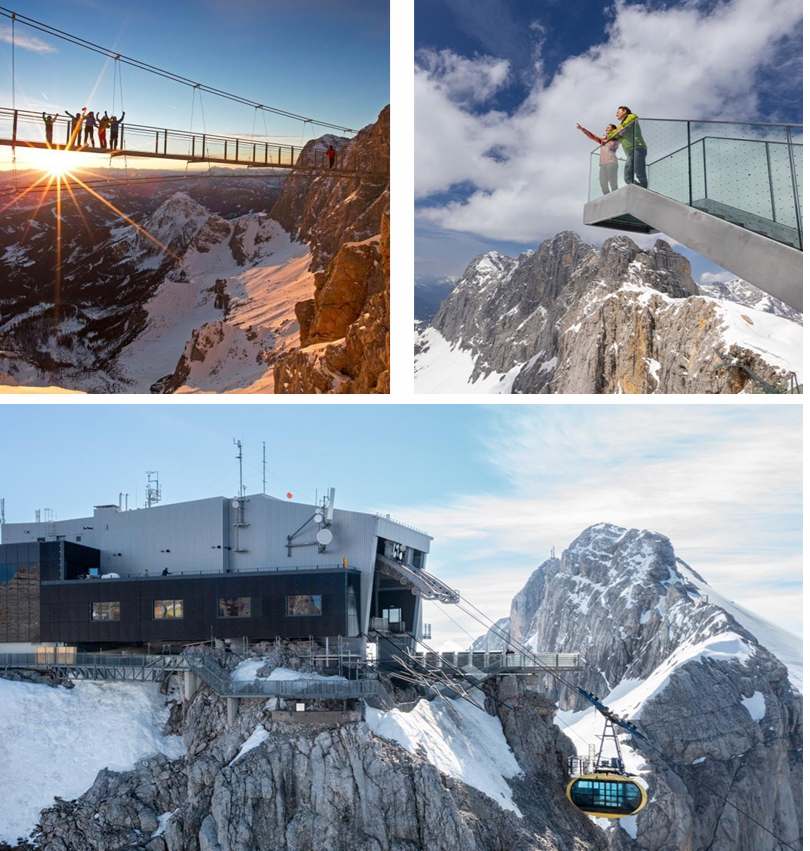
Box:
left=476, top=523, right=802, bottom=851
left=415, top=231, right=802, bottom=394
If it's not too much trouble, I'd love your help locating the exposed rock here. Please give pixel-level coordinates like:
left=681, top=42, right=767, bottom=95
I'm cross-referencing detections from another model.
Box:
left=30, top=680, right=605, bottom=851
left=275, top=207, right=390, bottom=394
left=475, top=524, right=803, bottom=851
left=307, top=239, right=379, bottom=344
left=294, top=299, right=316, bottom=347
left=419, top=231, right=800, bottom=394
left=271, top=107, right=390, bottom=273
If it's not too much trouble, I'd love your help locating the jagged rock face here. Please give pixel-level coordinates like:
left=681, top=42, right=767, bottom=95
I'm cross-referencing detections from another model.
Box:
left=274, top=207, right=390, bottom=394
left=30, top=679, right=605, bottom=851
left=271, top=106, right=390, bottom=273
left=476, top=524, right=803, bottom=851
left=420, top=232, right=800, bottom=394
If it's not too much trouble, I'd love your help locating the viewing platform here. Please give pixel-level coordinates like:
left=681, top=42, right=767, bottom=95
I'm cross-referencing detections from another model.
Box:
left=583, top=118, right=802, bottom=312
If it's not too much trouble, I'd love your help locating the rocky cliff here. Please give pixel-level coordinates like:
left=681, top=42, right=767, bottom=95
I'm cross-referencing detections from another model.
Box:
left=415, top=232, right=801, bottom=394
left=271, top=106, right=390, bottom=394
left=21, top=664, right=604, bottom=851
left=474, top=524, right=803, bottom=851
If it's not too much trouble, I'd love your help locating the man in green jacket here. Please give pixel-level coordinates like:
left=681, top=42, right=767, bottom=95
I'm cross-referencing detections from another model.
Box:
left=607, top=106, right=648, bottom=189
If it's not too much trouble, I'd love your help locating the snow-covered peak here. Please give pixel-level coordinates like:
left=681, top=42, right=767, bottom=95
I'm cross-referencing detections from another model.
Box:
left=133, top=192, right=223, bottom=263
left=699, top=278, right=802, bottom=324
left=456, top=251, right=517, bottom=293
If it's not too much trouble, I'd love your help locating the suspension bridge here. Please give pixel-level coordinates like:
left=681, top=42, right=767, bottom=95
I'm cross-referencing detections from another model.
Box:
left=0, top=7, right=388, bottom=189
left=0, top=108, right=389, bottom=177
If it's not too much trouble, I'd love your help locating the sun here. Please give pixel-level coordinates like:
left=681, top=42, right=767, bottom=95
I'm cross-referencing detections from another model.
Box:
left=26, top=149, right=83, bottom=177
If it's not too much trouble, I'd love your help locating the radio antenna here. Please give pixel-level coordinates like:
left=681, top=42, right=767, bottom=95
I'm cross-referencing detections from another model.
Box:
left=233, top=439, right=245, bottom=497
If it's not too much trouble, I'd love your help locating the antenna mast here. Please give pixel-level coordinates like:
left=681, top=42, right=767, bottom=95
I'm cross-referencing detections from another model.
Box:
left=145, top=471, right=162, bottom=508
left=262, top=441, right=267, bottom=495
left=233, top=439, right=245, bottom=497
left=0, top=498, right=5, bottom=525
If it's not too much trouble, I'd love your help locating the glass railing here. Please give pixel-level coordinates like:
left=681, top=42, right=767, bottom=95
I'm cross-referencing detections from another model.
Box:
left=587, top=118, right=802, bottom=250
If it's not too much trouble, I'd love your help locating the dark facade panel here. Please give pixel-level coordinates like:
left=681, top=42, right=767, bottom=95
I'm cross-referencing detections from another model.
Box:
left=40, top=569, right=359, bottom=645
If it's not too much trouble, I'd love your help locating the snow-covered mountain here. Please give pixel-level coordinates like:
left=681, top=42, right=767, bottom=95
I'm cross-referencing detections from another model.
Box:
left=414, top=232, right=802, bottom=394
left=475, top=524, right=802, bottom=851
left=699, top=278, right=803, bottom=324
left=1, top=107, right=390, bottom=394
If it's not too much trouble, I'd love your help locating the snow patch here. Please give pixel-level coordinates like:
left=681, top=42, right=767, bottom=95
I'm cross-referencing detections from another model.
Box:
left=0, top=679, right=185, bottom=844
left=366, top=693, right=523, bottom=815
left=740, top=691, right=766, bottom=721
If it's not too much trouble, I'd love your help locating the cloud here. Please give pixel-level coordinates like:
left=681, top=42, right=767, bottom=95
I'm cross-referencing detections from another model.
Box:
left=415, top=0, right=803, bottom=242
left=388, top=407, right=803, bottom=641
left=699, top=270, right=737, bottom=285
left=416, top=48, right=511, bottom=103
left=0, top=26, right=57, bottom=54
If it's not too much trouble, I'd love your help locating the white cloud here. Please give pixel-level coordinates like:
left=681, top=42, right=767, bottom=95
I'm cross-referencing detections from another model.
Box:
left=0, top=26, right=57, bottom=54
left=415, top=0, right=802, bottom=242
left=699, top=270, right=737, bottom=285
left=416, top=49, right=511, bottom=103
left=390, top=408, right=803, bottom=642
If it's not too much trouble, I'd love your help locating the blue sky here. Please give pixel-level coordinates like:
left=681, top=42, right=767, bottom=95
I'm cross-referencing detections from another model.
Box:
left=0, top=404, right=802, bottom=641
left=0, top=0, right=388, bottom=168
left=414, top=0, right=803, bottom=286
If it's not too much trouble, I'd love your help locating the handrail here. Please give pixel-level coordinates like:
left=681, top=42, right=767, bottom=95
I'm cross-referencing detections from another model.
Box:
left=43, top=563, right=358, bottom=583
left=587, top=116, right=803, bottom=157
left=644, top=134, right=803, bottom=169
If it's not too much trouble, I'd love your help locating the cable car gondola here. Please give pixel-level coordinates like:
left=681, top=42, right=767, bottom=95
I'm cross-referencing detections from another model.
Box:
left=566, top=768, right=647, bottom=818
left=566, top=708, right=648, bottom=819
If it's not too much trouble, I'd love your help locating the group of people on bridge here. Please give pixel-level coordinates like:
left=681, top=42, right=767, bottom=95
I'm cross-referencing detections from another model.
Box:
left=41, top=107, right=126, bottom=150
left=577, top=106, right=648, bottom=195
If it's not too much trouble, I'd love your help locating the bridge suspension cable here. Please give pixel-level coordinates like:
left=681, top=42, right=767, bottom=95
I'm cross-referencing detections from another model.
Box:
left=0, top=6, right=356, bottom=133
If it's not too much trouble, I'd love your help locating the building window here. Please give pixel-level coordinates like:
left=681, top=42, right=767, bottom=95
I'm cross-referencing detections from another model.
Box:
left=286, top=595, right=322, bottom=616
left=218, top=597, right=251, bottom=618
left=154, top=599, right=184, bottom=619
left=90, top=601, right=120, bottom=621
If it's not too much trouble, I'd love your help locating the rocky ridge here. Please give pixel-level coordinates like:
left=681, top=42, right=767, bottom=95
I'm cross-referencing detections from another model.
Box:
left=21, top=663, right=604, bottom=851
left=272, top=106, right=391, bottom=394
left=417, top=232, right=801, bottom=394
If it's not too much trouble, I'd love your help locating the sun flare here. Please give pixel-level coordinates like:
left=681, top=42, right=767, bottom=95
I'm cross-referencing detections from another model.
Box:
left=27, top=149, right=83, bottom=177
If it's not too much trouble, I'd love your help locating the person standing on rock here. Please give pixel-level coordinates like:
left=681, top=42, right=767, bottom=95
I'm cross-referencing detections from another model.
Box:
left=576, top=122, right=620, bottom=194
left=326, top=144, right=336, bottom=169
left=607, top=106, right=647, bottom=188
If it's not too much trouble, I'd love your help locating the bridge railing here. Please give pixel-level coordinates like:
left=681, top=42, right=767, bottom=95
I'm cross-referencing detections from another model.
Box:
left=411, top=650, right=581, bottom=671
left=0, top=108, right=389, bottom=175
left=587, top=117, right=803, bottom=250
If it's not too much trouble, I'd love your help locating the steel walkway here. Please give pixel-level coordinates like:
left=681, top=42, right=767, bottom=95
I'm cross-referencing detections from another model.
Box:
left=0, top=650, right=397, bottom=709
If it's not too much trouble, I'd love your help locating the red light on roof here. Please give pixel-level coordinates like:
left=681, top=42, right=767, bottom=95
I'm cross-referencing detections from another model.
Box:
left=286, top=493, right=293, bottom=499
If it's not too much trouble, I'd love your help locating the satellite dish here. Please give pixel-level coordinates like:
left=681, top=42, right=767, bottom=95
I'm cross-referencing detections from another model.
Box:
left=314, top=513, right=323, bottom=524
left=231, top=500, right=240, bottom=508
left=316, top=528, right=333, bottom=546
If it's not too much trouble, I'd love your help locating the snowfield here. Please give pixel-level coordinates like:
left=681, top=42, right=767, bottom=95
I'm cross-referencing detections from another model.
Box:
left=0, top=679, right=184, bottom=844
left=366, top=692, right=523, bottom=815
left=119, top=214, right=313, bottom=393
left=414, top=327, right=516, bottom=394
